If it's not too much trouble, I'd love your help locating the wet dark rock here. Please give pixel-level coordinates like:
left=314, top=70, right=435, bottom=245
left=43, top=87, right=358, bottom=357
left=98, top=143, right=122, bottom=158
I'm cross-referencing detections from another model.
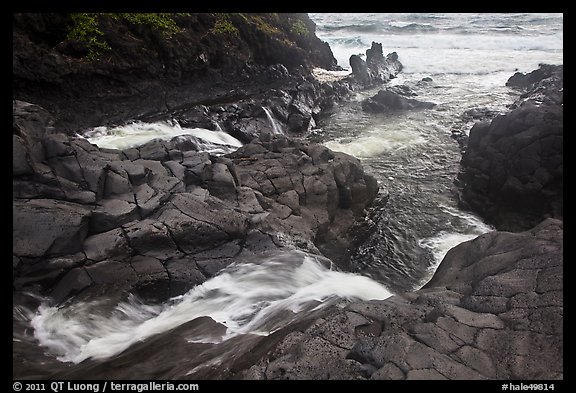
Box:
left=50, top=268, right=93, bottom=305
left=506, top=64, right=562, bottom=90
left=165, top=260, right=206, bottom=298
left=349, top=55, right=369, bottom=84
left=349, top=42, right=403, bottom=88
left=13, top=135, right=34, bottom=176
left=122, top=219, right=180, bottom=260
left=241, top=219, right=563, bottom=380
left=363, top=89, right=436, bottom=113
left=461, top=107, right=501, bottom=123
left=129, top=256, right=170, bottom=301
left=83, top=228, right=132, bottom=262
left=13, top=100, right=56, bottom=163
left=458, top=65, right=563, bottom=231
left=387, top=84, right=418, bottom=97
left=13, top=199, right=92, bottom=258
left=228, top=138, right=378, bottom=265
left=13, top=102, right=378, bottom=305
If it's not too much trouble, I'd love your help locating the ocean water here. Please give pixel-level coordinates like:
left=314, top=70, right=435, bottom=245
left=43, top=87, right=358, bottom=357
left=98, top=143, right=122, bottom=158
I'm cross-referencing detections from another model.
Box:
left=14, top=13, right=562, bottom=379
left=308, top=12, right=562, bottom=291
left=311, top=13, right=562, bottom=77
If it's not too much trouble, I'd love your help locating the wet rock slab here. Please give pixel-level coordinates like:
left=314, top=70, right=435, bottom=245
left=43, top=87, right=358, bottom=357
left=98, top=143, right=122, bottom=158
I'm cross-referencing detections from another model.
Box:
left=240, top=218, right=563, bottom=380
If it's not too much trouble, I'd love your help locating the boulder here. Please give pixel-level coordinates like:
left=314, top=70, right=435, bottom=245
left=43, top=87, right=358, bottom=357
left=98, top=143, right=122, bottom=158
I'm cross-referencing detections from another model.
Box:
left=506, top=64, right=562, bottom=90
left=13, top=199, right=92, bottom=258
left=83, top=228, right=132, bottom=262
left=228, top=138, right=378, bottom=265
left=13, top=135, right=34, bottom=176
left=458, top=65, right=563, bottom=231
left=13, top=100, right=55, bottom=162
left=363, top=89, right=436, bottom=113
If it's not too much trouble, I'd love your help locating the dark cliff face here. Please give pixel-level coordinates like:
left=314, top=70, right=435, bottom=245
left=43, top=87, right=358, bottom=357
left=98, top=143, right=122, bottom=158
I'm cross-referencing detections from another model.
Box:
left=12, top=13, right=337, bottom=133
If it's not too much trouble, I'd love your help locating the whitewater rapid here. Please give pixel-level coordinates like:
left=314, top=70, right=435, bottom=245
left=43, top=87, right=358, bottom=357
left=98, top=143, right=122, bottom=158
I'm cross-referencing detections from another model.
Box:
left=81, top=120, right=243, bottom=155
left=307, top=12, right=561, bottom=292
left=29, top=251, right=392, bottom=363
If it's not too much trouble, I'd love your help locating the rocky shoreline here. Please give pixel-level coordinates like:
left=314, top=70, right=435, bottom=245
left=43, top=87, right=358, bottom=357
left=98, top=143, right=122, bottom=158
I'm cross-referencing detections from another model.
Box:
left=457, top=64, right=563, bottom=232
left=13, top=14, right=400, bottom=140
left=13, top=13, right=562, bottom=380
left=13, top=13, right=404, bottom=306
left=13, top=104, right=381, bottom=304
left=238, top=218, right=563, bottom=380
left=245, top=63, right=563, bottom=380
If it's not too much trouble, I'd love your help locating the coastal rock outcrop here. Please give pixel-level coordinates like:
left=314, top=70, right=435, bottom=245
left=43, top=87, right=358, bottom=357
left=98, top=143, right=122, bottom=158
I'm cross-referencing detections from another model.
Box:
left=13, top=14, right=404, bottom=146
left=362, top=88, right=436, bottom=113
left=239, top=218, right=563, bottom=380
left=458, top=64, right=563, bottom=231
left=13, top=100, right=378, bottom=304
left=349, top=42, right=403, bottom=88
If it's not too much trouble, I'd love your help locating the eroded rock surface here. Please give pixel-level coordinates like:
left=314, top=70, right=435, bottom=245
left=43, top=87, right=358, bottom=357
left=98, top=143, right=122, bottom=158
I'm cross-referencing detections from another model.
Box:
left=240, top=218, right=563, bottom=380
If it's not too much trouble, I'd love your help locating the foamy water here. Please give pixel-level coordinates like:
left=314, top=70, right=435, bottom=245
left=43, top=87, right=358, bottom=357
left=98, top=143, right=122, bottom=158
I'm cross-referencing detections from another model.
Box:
left=310, top=13, right=562, bottom=75
left=81, top=120, right=243, bottom=155
left=31, top=251, right=392, bottom=363
left=308, top=12, right=561, bottom=292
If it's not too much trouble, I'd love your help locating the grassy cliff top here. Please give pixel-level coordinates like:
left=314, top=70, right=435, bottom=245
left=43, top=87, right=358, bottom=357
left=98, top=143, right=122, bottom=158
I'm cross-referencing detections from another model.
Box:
left=13, top=13, right=335, bottom=69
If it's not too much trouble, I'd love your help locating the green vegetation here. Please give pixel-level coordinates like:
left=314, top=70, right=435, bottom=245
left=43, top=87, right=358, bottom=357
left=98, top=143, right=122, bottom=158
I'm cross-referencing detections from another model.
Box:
left=67, top=14, right=111, bottom=61
left=248, top=15, right=281, bottom=35
left=211, top=14, right=239, bottom=36
left=66, top=13, right=308, bottom=61
left=67, top=13, right=185, bottom=61
left=115, top=13, right=183, bottom=36
left=290, top=20, right=309, bottom=36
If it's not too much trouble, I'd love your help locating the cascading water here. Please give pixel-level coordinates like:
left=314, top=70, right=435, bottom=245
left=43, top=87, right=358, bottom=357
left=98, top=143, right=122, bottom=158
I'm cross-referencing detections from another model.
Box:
left=262, top=106, right=285, bottom=135
left=18, top=251, right=391, bottom=377
left=81, top=120, right=243, bottom=155
left=308, top=12, right=562, bottom=292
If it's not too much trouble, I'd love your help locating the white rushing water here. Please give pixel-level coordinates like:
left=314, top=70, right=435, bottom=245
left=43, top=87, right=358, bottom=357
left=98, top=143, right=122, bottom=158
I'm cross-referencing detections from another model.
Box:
left=31, top=251, right=392, bottom=363
left=81, top=120, right=243, bottom=155
left=262, top=106, right=285, bottom=135
left=417, top=204, right=494, bottom=285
